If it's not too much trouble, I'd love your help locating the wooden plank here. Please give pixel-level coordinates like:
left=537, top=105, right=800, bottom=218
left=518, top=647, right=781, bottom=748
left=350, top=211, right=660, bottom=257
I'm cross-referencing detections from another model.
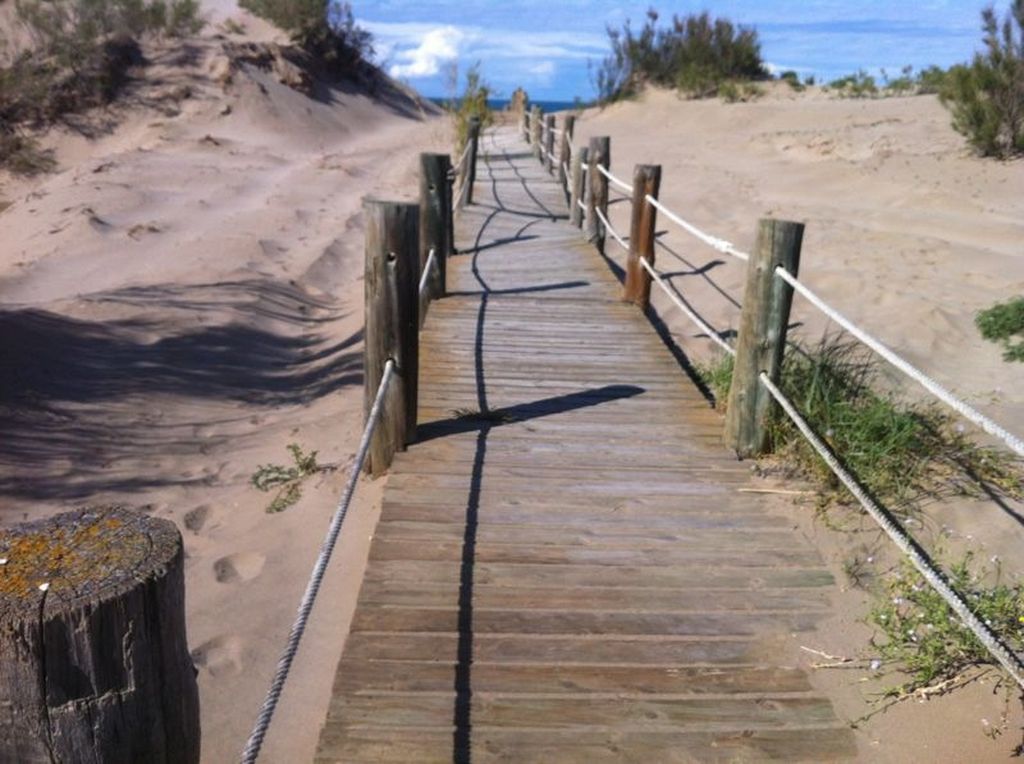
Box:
left=332, top=660, right=813, bottom=695
left=316, top=727, right=857, bottom=763
left=317, top=127, right=850, bottom=762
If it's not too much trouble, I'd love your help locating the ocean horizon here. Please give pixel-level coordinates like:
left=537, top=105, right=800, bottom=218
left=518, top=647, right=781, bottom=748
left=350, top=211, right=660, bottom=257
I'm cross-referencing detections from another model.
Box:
left=428, top=97, right=584, bottom=113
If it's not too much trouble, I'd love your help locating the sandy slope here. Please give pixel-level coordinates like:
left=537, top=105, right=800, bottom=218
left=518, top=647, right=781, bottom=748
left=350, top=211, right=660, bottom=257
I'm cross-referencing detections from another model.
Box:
left=572, top=85, right=1024, bottom=759
left=0, top=9, right=448, bottom=761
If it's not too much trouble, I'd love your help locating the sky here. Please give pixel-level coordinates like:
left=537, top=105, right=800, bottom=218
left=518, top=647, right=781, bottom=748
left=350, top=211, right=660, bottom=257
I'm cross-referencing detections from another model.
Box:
left=353, top=1, right=1012, bottom=102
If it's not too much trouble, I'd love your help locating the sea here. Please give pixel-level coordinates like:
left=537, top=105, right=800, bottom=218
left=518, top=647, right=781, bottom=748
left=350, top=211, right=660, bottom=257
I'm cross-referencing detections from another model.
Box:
left=428, top=98, right=584, bottom=113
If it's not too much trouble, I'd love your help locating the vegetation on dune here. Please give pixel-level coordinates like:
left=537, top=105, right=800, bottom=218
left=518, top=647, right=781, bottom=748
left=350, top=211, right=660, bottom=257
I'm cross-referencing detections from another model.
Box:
left=447, top=62, right=493, bottom=156
left=250, top=443, right=326, bottom=513
left=238, top=0, right=373, bottom=75
left=698, top=337, right=1022, bottom=511
left=0, top=0, right=203, bottom=174
left=940, top=0, right=1024, bottom=158
left=594, top=9, right=767, bottom=104
left=976, top=297, right=1024, bottom=362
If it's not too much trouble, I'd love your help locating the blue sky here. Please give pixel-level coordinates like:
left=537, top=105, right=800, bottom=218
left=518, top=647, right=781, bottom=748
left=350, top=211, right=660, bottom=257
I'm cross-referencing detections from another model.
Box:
left=355, top=1, right=1011, bottom=101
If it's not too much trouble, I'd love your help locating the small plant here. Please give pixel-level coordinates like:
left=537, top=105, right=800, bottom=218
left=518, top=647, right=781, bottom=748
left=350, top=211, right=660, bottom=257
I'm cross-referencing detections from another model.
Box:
left=828, top=69, right=878, bottom=98
left=694, top=353, right=733, bottom=405
left=779, top=70, right=804, bottom=91
left=718, top=80, right=763, bottom=103
left=450, top=62, right=493, bottom=157
left=251, top=443, right=325, bottom=513
left=940, top=1, right=1024, bottom=158
left=869, top=553, right=1024, bottom=698
left=916, top=65, right=948, bottom=94
left=884, top=65, right=916, bottom=96
left=0, top=128, right=56, bottom=175
left=976, top=296, right=1024, bottom=362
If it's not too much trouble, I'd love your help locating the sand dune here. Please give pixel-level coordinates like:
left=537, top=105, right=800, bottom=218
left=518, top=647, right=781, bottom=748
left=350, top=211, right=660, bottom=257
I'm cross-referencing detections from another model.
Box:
left=0, top=9, right=448, bottom=761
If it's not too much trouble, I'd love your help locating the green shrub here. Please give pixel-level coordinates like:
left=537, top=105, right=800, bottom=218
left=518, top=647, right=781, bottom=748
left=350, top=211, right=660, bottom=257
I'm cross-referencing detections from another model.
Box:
left=595, top=9, right=766, bottom=103
left=976, top=296, right=1024, bottom=361
left=828, top=69, right=878, bottom=98
left=1, top=0, right=202, bottom=163
left=238, top=0, right=372, bottom=72
left=916, top=64, right=949, bottom=94
left=251, top=443, right=325, bottom=513
left=451, top=63, right=493, bottom=156
left=0, top=128, right=56, bottom=175
left=698, top=337, right=1022, bottom=508
left=870, top=553, right=1024, bottom=696
left=778, top=69, right=804, bottom=91
left=940, top=1, right=1024, bottom=158
left=883, top=65, right=916, bottom=96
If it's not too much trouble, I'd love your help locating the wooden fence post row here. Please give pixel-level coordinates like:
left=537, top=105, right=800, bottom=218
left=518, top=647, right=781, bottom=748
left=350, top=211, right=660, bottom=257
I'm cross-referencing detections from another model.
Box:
left=530, top=105, right=542, bottom=158
left=724, top=218, right=804, bottom=458
left=464, top=117, right=481, bottom=207
left=623, top=165, right=662, bottom=308
left=569, top=146, right=588, bottom=229
left=419, top=153, right=451, bottom=327
left=558, top=115, right=575, bottom=188
left=586, top=136, right=610, bottom=254
left=364, top=199, right=420, bottom=476
left=543, top=114, right=556, bottom=173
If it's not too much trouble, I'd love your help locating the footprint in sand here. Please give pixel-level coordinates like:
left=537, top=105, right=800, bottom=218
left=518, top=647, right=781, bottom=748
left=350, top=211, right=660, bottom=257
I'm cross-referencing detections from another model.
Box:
left=191, top=635, right=244, bottom=677
left=214, top=552, right=265, bottom=583
left=184, top=504, right=212, bottom=533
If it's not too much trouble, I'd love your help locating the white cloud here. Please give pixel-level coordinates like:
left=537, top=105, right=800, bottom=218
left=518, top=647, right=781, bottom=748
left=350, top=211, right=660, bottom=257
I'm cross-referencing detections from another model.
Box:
left=528, top=61, right=556, bottom=76
left=388, top=26, right=464, bottom=78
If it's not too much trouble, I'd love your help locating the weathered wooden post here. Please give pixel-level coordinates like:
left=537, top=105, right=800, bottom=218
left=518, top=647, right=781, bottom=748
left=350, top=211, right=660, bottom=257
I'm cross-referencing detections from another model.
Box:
left=530, top=105, right=542, bottom=158
left=586, top=136, right=610, bottom=253
left=464, top=117, right=481, bottom=207
left=558, top=115, right=575, bottom=188
left=623, top=164, right=662, bottom=308
left=724, top=218, right=805, bottom=458
left=0, top=507, right=200, bottom=763
left=543, top=114, right=556, bottom=173
left=522, top=108, right=530, bottom=142
left=569, top=146, right=588, bottom=228
left=419, top=153, right=451, bottom=326
left=364, top=199, right=420, bottom=476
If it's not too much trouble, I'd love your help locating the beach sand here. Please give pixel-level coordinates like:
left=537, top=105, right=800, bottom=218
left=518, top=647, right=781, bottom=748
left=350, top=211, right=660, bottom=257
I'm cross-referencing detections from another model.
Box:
left=4, top=8, right=1024, bottom=759
left=0, top=7, right=448, bottom=761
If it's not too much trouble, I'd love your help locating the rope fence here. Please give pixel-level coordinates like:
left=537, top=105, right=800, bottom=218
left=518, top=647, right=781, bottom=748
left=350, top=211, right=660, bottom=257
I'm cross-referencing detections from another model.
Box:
left=518, top=112, right=1024, bottom=692
left=241, top=359, right=397, bottom=763
left=418, top=248, right=438, bottom=296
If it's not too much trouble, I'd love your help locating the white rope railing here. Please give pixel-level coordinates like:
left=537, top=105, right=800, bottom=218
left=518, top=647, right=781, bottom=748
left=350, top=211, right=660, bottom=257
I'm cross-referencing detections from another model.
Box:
left=418, top=248, right=437, bottom=296
left=639, top=257, right=736, bottom=355
left=456, top=139, right=473, bottom=173
left=594, top=207, right=628, bottom=251
left=241, top=359, right=397, bottom=763
left=644, top=195, right=750, bottom=262
left=597, top=164, right=634, bottom=195
left=561, top=162, right=570, bottom=179
left=772, top=268, right=1024, bottom=458
left=759, top=371, right=1024, bottom=689
left=577, top=199, right=587, bottom=211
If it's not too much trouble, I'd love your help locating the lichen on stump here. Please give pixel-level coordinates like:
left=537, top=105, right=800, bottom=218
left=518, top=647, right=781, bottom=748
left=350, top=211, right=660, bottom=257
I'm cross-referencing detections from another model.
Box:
left=0, top=506, right=199, bottom=763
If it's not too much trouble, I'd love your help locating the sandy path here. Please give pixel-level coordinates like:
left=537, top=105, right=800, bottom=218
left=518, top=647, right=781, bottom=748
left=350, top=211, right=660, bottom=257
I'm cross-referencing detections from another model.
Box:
left=0, top=25, right=450, bottom=762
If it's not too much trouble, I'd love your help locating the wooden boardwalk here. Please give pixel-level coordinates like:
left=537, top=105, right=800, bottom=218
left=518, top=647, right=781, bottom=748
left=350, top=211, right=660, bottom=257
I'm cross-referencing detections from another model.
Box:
left=315, top=127, right=856, bottom=762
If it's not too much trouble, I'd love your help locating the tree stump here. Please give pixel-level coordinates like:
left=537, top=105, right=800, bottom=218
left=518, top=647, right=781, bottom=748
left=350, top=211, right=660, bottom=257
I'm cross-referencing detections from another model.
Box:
left=0, top=507, right=200, bottom=763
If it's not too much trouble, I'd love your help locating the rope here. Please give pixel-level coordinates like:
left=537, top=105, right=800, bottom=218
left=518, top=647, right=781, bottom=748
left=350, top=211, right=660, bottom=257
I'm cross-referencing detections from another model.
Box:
left=594, top=207, right=628, bottom=251
left=561, top=162, right=570, bottom=179
left=644, top=195, right=750, bottom=262
left=577, top=199, right=587, bottom=211
left=638, top=257, right=736, bottom=355
left=597, top=164, right=634, bottom=194
left=240, top=359, right=397, bottom=764
left=759, top=371, right=1024, bottom=689
left=418, top=248, right=437, bottom=296
left=456, top=140, right=473, bottom=173
left=773, top=268, right=1024, bottom=458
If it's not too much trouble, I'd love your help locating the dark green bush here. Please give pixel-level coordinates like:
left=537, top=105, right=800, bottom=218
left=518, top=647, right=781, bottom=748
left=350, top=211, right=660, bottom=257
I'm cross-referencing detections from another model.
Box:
left=939, top=1, right=1024, bottom=158
left=238, top=0, right=372, bottom=73
left=779, top=69, right=804, bottom=91
left=450, top=63, right=492, bottom=155
left=976, top=296, right=1024, bottom=361
left=595, top=9, right=766, bottom=103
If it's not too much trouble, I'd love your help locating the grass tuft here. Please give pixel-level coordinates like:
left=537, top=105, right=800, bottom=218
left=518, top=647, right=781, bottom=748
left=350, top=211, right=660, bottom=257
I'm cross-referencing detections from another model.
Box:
left=869, top=553, right=1024, bottom=697
left=251, top=443, right=325, bottom=513
left=976, top=297, right=1024, bottom=362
